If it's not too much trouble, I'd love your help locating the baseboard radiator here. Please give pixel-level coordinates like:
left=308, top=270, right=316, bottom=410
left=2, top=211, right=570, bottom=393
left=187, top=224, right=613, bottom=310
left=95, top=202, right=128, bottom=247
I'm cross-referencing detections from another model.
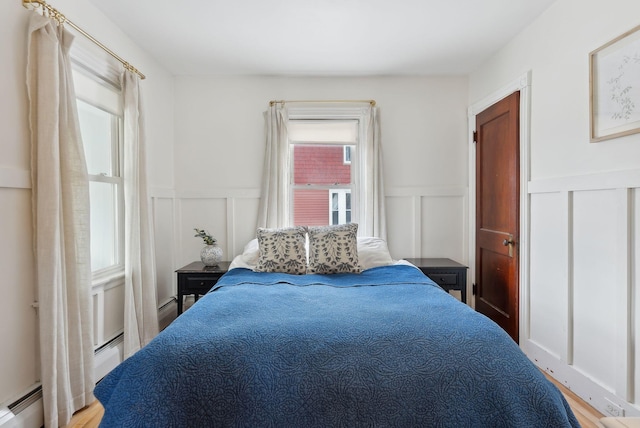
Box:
left=0, top=298, right=178, bottom=428
left=0, top=386, right=43, bottom=428
left=0, top=334, right=125, bottom=428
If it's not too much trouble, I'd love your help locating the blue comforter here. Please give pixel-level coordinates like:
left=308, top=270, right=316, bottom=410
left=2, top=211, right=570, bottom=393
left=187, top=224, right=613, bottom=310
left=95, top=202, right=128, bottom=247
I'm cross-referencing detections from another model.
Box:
left=95, top=265, right=579, bottom=427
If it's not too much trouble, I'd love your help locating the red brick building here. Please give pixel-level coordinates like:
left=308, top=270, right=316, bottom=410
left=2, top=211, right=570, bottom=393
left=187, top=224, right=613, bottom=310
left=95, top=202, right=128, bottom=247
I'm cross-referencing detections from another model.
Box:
left=293, top=144, right=351, bottom=226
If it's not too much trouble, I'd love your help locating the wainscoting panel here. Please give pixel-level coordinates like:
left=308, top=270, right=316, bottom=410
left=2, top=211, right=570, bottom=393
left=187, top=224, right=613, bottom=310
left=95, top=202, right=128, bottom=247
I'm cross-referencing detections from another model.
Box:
left=420, top=195, right=466, bottom=262
left=385, top=196, right=418, bottom=259
left=572, top=189, right=618, bottom=391
left=528, top=191, right=569, bottom=361
left=524, top=169, right=640, bottom=417
left=153, top=196, right=176, bottom=305
left=227, top=197, right=260, bottom=257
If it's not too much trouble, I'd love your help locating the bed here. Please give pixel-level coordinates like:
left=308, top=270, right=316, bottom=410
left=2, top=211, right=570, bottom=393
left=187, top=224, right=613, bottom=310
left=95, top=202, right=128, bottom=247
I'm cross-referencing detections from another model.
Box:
left=95, top=228, right=579, bottom=427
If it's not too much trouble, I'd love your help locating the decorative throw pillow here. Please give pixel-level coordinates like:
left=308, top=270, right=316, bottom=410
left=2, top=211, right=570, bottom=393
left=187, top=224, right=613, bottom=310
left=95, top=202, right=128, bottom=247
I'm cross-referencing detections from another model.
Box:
left=308, top=223, right=361, bottom=274
left=255, top=226, right=308, bottom=274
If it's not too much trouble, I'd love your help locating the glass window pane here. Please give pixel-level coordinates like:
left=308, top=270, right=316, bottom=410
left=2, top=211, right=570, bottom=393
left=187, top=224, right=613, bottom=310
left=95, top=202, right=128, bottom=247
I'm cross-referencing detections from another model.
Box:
left=293, top=144, right=351, bottom=185
left=332, top=211, right=339, bottom=225
left=89, top=182, right=118, bottom=271
left=346, top=211, right=351, bottom=224
left=293, top=188, right=330, bottom=226
left=77, top=100, right=114, bottom=176
left=346, top=192, right=351, bottom=209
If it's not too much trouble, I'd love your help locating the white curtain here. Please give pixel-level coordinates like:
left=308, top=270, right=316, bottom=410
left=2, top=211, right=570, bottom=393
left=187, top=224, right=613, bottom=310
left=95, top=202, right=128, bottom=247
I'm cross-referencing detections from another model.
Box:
left=257, top=104, right=290, bottom=229
left=26, top=14, right=94, bottom=428
left=121, top=70, right=159, bottom=358
left=358, top=106, right=387, bottom=240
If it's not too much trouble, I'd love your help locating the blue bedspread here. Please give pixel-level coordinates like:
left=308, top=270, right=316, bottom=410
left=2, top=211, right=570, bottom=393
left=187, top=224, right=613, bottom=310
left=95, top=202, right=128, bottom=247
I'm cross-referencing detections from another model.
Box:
left=95, top=265, right=579, bottom=427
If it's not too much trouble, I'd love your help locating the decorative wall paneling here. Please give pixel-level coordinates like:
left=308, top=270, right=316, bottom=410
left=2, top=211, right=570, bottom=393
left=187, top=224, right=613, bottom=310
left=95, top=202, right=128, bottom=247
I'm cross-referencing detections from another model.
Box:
left=0, top=168, right=38, bottom=409
left=385, top=186, right=468, bottom=263
left=152, top=185, right=470, bottom=321
left=523, top=168, right=640, bottom=417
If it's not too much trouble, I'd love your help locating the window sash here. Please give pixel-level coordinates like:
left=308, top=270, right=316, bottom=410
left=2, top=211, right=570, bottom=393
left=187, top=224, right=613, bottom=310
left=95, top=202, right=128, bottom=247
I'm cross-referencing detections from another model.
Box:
left=290, top=140, right=355, bottom=226
left=73, top=65, right=125, bottom=279
left=285, top=107, right=369, bottom=230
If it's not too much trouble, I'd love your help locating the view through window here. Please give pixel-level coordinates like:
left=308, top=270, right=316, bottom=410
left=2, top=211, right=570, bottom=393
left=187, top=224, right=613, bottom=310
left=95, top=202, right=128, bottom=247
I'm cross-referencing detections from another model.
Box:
left=289, top=120, right=357, bottom=226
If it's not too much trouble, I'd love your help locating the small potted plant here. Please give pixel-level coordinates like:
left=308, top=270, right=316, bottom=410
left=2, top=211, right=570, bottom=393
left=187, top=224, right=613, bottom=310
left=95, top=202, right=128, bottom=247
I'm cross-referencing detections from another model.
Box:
left=194, top=228, right=222, bottom=266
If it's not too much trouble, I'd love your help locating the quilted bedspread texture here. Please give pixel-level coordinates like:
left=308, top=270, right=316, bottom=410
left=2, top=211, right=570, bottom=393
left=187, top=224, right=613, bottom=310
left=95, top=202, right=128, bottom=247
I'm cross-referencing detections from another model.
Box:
left=95, top=265, right=579, bottom=427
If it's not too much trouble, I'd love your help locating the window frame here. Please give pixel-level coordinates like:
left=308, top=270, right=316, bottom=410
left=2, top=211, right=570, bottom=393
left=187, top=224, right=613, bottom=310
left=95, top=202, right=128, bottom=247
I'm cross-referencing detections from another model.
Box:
left=71, top=63, right=126, bottom=284
left=286, top=107, right=369, bottom=229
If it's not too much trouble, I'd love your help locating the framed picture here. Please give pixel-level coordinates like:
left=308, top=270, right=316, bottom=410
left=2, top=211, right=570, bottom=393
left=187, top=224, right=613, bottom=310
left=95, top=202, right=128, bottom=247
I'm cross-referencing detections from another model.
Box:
left=590, top=24, right=640, bottom=142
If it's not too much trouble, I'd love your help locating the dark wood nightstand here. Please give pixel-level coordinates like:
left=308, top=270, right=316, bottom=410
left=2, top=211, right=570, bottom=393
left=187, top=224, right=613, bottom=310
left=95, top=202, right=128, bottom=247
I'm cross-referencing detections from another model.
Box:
left=175, top=261, right=231, bottom=315
left=403, top=258, right=468, bottom=303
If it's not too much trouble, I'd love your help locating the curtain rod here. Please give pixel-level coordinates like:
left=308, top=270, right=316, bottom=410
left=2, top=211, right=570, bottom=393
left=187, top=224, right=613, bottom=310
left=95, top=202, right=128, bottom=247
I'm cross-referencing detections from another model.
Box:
left=22, top=0, right=146, bottom=80
left=270, top=99, right=376, bottom=107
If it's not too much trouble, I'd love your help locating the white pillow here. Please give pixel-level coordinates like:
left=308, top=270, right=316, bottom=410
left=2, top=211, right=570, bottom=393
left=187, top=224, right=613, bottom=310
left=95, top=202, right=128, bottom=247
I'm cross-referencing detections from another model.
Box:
left=228, top=239, right=259, bottom=270
left=357, top=236, right=394, bottom=270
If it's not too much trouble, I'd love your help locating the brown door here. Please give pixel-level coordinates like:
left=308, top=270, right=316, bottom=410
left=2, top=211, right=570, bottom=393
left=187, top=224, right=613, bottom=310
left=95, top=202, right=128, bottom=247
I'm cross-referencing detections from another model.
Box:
left=475, top=91, right=520, bottom=342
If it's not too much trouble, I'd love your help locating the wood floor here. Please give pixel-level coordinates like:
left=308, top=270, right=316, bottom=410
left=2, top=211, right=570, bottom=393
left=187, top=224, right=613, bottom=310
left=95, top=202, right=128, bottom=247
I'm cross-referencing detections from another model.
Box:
left=543, top=372, right=605, bottom=428
left=67, top=373, right=604, bottom=428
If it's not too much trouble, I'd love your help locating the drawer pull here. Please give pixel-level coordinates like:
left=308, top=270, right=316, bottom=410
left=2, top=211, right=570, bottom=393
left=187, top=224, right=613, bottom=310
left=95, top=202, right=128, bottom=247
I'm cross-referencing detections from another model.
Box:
left=200, top=282, right=205, bottom=286
left=429, top=273, right=457, bottom=285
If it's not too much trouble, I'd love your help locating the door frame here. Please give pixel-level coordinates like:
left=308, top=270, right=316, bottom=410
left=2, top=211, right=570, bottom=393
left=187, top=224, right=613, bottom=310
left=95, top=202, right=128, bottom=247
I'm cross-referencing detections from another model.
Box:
left=467, top=71, right=531, bottom=343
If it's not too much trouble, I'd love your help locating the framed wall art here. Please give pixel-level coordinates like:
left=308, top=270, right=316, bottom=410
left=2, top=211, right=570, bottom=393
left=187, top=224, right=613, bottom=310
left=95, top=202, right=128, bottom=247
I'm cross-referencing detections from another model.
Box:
left=590, top=24, right=640, bottom=142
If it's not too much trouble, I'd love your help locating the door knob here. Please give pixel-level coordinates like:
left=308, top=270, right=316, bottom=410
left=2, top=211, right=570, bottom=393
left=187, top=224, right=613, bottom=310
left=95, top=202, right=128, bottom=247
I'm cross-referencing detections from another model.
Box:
left=503, top=236, right=515, bottom=257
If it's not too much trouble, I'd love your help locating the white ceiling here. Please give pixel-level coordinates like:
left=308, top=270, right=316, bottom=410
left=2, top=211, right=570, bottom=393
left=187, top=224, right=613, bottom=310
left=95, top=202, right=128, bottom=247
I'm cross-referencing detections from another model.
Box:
left=86, top=0, right=557, bottom=77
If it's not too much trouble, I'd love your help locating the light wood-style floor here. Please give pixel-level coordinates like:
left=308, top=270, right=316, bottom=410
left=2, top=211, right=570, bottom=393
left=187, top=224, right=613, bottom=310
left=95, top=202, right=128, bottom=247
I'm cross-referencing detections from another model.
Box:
left=543, top=372, right=605, bottom=428
left=66, top=372, right=604, bottom=428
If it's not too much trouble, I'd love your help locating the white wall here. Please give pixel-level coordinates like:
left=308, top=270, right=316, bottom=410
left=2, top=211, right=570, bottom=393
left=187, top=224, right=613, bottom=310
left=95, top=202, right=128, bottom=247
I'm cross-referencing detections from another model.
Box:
left=172, top=75, right=469, bottom=266
left=470, top=0, right=640, bottom=416
left=0, top=0, right=174, bottom=409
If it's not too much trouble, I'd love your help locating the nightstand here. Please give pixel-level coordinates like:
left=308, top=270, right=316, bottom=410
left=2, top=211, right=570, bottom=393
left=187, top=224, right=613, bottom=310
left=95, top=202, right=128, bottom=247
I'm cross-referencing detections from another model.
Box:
left=175, top=261, right=231, bottom=316
left=403, top=258, right=468, bottom=303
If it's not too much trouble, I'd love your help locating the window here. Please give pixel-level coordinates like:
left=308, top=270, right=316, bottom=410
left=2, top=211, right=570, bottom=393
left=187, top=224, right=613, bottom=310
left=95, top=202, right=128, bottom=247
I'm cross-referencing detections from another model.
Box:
left=72, top=68, right=124, bottom=277
left=330, top=189, right=352, bottom=225
left=288, top=120, right=358, bottom=227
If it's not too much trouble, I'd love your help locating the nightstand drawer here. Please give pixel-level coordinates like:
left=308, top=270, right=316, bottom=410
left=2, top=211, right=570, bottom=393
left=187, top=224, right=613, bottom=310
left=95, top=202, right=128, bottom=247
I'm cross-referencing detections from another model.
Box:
left=185, top=277, right=220, bottom=293
left=428, top=273, right=458, bottom=286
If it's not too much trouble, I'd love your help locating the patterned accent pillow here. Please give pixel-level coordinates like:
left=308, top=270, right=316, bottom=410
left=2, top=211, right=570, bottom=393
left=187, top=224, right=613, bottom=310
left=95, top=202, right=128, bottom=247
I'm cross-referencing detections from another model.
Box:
left=255, top=226, right=308, bottom=275
left=308, top=223, right=361, bottom=274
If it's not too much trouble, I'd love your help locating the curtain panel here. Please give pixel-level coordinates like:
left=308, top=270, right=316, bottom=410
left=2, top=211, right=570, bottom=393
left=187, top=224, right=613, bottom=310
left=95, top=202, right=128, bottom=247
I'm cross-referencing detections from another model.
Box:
left=26, top=14, right=94, bottom=428
left=257, top=104, right=290, bottom=229
left=360, top=107, right=387, bottom=240
left=121, top=70, right=159, bottom=359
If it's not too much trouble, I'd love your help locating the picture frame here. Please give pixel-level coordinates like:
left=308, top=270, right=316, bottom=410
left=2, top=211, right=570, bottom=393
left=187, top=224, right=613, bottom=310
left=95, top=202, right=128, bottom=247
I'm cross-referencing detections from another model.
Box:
left=590, top=24, right=640, bottom=142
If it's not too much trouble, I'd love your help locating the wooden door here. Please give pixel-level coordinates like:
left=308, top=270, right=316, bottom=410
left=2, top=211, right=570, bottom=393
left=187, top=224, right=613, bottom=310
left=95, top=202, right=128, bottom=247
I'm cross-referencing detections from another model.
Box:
left=475, top=91, right=520, bottom=342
